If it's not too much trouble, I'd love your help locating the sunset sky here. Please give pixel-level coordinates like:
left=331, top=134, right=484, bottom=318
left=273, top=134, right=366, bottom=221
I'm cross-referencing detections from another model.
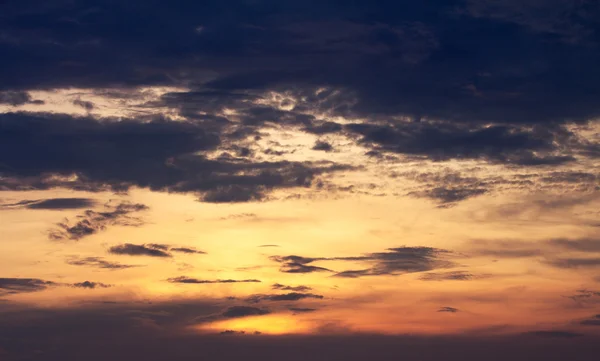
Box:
left=1, top=1, right=600, bottom=360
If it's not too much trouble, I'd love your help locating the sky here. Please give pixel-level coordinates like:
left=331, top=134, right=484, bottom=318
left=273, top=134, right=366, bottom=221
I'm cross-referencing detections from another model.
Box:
left=0, top=0, right=600, bottom=360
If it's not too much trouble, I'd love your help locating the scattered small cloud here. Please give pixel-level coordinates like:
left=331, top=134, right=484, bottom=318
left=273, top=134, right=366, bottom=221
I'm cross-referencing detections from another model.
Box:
left=437, top=306, right=459, bottom=313
left=246, top=292, right=324, bottom=303
left=167, top=277, right=261, bottom=284
left=66, top=256, right=140, bottom=270
left=272, top=283, right=312, bottom=292
left=109, top=243, right=172, bottom=258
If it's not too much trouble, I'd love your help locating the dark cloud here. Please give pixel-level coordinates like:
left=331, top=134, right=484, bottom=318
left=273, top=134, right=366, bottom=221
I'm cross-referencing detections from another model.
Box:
left=272, top=283, right=312, bottom=292
left=344, top=122, right=574, bottom=166
left=258, top=244, right=279, bottom=248
left=48, top=202, right=148, bottom=240
left=169, top=247, right=206, bottom=254
left=0, top=112, right=353, bottom=201
left=72, top=98, right=95, bottom=111
left=0, top=278, right=56, bottom=295
left=547, top=238, right=600, bottom=253
left=545, top=257, right=600, bottom=269
left=0, top=278, right=112, bottom=295
left=566, top=289, right=600, bottom=303
left=109, top=243, right=172, bottom=258
left=312, top=141, right=334, bottom=152
left=66, top=256, right=140, bottom=270
left=167, top=277, right=261, bottom=284
left=2, top=197, right=97, bottom=210
left=289, top=307, right=318, bottom=313
left=420, top=271, right=482, bottom=281
left=0, top=0, right=597, bottom=184
left=71, top=281, right=112, bottom=289
left=334, top=247, right=455, bottom=278
left=409, top=187, right=487, bottom=206
left=246, top=292, right=324, bottom=303
left=269, top=255, right=334, bottom=274
left=220, top=306, right=270, bottom=319
left=0, top=91, right=43, bottom=106
left=580, top=315, right=600, bottom=326
left=438, top=307, right=459, bottom=313
left=271, top=247, right=455, bottom=278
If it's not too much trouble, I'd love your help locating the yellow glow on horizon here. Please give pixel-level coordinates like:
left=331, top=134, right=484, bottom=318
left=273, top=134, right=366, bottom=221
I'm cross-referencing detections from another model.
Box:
left=195, top=314, right=315, bottom=335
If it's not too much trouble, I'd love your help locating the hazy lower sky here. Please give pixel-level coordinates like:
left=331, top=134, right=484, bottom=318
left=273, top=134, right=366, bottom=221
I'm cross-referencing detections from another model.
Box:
left=1, top=1, right=600, bottom=360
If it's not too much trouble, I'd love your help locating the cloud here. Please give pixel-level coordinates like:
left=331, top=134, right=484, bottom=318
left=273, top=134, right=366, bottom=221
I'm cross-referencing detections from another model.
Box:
left=420, top=271, right=484, bottom=281
left=0, top=112, right=352, bottom=202
left=0, top=278, right=56, bottom=295
left=269, top=256, right=334, bottom=274
left=66, top=256, right=140, bottom=270
left=109, top=243, right=173, bottom=258
left=48, top=202, right=148, bottom=241
left=246, top=292, right=324, bottom=303
left=312, top=141, right=333, bottom=152
left=271, top=247, right=455, bottom=278
left=545, top=257, right=600, bottom=269
left=566, top=289, right=600, bottom=303
left=272, top=283, right=312, bottom=292
left=289, top=307, right=318, bottom=313
left=580, top=315, right=600, bottom=326
left=72, top=98, right=95, bottom=111
left=438, top=307, right=459, bottom=313
left=1, top=198, right=96, bottom=210
left=170, top=247, right=206, bottom=254
left=334, top=247, right=456, bottom=278
left=1, top=278, right=113, bottom=295
left=0, top=91, right=43, bottom=106
left=167, top=277, right=261, bottom=284
left=409, top=187, right=487, bottom=206
left=71, top=281, right=112, bottom=289
left=220, top=306, right=270, bottom=319
left=547, top=238, right=600, bottom=253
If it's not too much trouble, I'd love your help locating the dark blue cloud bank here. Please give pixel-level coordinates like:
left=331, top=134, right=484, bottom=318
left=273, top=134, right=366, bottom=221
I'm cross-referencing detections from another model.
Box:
left=0, top=0, right=599, bottom=201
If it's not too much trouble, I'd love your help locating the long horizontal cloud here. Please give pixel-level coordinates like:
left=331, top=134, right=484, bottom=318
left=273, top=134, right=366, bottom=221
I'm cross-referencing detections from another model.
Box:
left=66, top=256, right=141, bottom=270
left=168, top=277, right=261, bottom=284
left=109, top=244, right=206, bottom=258
left=0, top=198, right=96, bottom=210
left=1, top=1, right=599, bottom=127
left=246, top=292, right=324, bottom=303
left=271, top=246, right=456, bottom=278
left=0, top=112, right=353, bottom=202
left=0, top=278, right=112, bottom=295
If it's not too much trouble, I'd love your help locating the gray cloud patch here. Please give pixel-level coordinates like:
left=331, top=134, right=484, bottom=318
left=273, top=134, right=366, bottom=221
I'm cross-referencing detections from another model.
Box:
left=167, top=277, right=261, bottom=284
left=1, top=198, right=96, bottom=210
left=438, top=307, right=459, bottom=313
left=0, top=91, right=43, bottom=106
left=109, top=243, right=172, bottom=258
left=246, top=293, right=324, bottom=303
left=271, top=247, right=455, bottom=278
left=1, top=278, right=112, bottom=295
left=48, top=202, right=148, bottom=241
left=66, top=256, right=140, bottom=270
left=0, top=278, right=56, bottom=295
left=272, top=283, right=312, bottom=292
left=420, top=271, right=482, bottom=281
left=71, top=281, right=112, bottom=289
